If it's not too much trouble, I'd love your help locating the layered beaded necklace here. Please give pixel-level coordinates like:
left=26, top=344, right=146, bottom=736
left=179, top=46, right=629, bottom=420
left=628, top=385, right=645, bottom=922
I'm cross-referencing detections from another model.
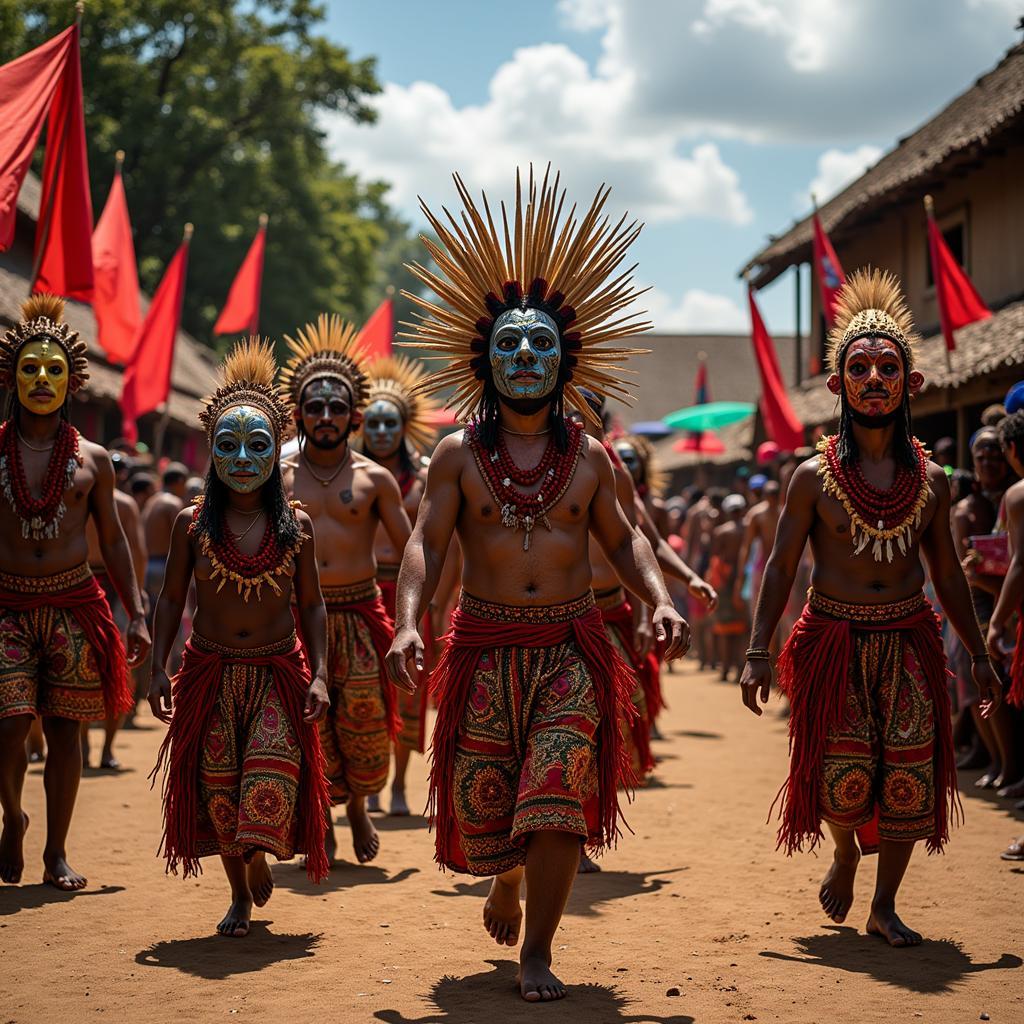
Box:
left=467, top=418, right=584, bottom=551
left=189, top=496, right=304, bottom=602
left=0, top=420, right=82, bottom=540
left=817, top=434, right=930, bottom=562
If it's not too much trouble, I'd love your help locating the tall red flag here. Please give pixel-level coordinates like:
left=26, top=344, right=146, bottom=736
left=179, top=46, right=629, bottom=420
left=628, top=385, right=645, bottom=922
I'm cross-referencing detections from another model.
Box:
left=811, top=209, right=845, bottom=328
left=91, top=153, right=141, bottom=364
left=31, top=21, right=94, bottom=301
left=0, top=25, right=76, bottom=250
left=925, top=195, right=990, bottom=352
left=120, top=228, right=192, bottom=442
left=360, top=296, right=393, bottom=359
left=748, top=285, right=803, bottom=452
left=213, top=214, right=268, bottom=336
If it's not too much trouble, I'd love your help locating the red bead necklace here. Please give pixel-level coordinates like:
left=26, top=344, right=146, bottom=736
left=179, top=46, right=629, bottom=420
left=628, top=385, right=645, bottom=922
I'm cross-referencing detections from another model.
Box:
left=0, top=420, right=81, bottom=540
left=468, top=419, right=584, bottom=551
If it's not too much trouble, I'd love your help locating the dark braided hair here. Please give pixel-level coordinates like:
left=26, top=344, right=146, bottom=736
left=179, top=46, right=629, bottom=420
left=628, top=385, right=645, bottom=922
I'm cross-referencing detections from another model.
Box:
left=835, top=341, right=918, bottom=469
left=194, top=461, right=301, bottom=549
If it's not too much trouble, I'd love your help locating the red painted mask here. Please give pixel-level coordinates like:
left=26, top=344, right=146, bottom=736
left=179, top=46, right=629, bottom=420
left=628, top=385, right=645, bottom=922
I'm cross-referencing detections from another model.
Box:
left=842, top=336, right=904, bottom=419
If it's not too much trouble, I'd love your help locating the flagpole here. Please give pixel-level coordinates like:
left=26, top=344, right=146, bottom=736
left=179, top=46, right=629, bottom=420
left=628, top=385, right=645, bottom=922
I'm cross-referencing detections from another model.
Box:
left=925, top=194, right=954, bottom=376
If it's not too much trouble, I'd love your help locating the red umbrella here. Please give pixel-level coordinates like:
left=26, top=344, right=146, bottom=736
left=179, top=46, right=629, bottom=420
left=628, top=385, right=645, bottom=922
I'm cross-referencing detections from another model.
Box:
left=673, top=434, right=725, bottom=455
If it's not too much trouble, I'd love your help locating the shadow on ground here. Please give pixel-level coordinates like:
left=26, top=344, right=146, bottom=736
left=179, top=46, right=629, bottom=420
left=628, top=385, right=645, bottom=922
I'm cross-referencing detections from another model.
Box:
left=373, top=959, right=695, bottom=1024
left=372, top=814, right=432, bottom=833
left=0, top=882, right=125, bottom=917
left=275, top=863, right=419, bottom=895
left=431, top=868, right=687, bottom=918
left=760, top=925, right=1022, bottom=993
left=135, top=926, right=321, bottom=979
left=669, top=729, right=723, bottom=741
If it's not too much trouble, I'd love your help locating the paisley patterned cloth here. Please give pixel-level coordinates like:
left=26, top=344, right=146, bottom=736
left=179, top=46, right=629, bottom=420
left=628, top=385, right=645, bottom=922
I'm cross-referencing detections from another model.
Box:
left=0, top=563, right=130, bottom=721
left=775, top=589, right=959, bottom=856
left=319, top=579, right=398, bottom=803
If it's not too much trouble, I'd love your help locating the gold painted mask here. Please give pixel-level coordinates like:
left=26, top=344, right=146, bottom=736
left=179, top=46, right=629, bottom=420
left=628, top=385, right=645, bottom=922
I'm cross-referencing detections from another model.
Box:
left=16, top=339, right=69, bottom=415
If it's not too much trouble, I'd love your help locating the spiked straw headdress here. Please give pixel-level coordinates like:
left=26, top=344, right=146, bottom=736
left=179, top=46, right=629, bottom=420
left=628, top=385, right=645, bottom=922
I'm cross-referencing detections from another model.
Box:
left=280, top=314, right=370, bottom=411
left=826, top=268, right=920, bottom=374
left=1, top=295, right=89, bottom=394
left=365, top=355, right=439, bottom=454
left=200, top=337, right=291, bottom=444
left=400, top=166, right=650, bottom=424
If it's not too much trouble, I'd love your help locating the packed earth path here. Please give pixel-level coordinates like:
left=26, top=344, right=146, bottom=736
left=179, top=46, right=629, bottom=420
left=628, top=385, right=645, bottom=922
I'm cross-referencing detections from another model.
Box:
left=3, top=661, right=1022, bottom=1024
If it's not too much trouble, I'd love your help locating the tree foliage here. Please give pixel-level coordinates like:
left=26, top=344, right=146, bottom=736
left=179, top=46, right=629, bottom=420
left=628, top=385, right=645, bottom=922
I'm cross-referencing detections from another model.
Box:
left=0, top=1, right=427, bottom=348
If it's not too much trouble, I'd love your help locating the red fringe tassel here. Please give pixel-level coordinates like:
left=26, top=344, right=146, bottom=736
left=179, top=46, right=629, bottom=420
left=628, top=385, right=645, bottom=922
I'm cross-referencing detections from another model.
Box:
left=150, top=637, right=330, bottom=882
left=774, top=602, right=960, bottom=856
left=427, top=603, right=638, bottom=870
left=1010, top=617, right=1024, bottom=709
left=0, top=577, right=132, bottom=717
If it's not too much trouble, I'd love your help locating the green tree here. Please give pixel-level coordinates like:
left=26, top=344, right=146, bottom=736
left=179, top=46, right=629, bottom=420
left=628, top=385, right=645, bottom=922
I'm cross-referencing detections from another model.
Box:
left=0, top=1, right=426, bottom=347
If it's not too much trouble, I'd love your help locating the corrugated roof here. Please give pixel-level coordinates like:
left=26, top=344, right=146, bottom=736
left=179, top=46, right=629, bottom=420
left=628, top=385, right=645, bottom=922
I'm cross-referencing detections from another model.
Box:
left=742, top=42, right=1024, bottom=287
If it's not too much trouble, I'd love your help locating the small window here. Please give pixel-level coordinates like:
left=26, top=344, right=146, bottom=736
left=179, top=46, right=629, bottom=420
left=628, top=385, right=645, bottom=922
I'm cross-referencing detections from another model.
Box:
left=926, top=217, right=967, bottom=287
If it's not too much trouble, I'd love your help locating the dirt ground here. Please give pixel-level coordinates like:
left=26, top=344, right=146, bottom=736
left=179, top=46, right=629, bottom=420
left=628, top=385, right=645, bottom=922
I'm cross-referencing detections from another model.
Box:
left=3, top=662, right=1022, bottom=1024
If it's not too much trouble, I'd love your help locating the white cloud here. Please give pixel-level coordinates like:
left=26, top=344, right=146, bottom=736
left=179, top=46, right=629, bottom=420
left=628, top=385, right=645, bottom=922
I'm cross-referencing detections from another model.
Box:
left=645, top=287, right=747, bottom=332
left=801, top=144, right=884, bottom=208
left=557, top=0, right=614, bottom=31
left=325, top=43, right=753, bottom=228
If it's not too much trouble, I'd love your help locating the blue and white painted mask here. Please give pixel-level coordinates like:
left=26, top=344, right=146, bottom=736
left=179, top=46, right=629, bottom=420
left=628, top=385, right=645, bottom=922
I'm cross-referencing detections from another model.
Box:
left=212, top=405, right=276, bottom=493
left=488, top=307, right=561, bottom=401
left=363, top=398, right=404, bottom=458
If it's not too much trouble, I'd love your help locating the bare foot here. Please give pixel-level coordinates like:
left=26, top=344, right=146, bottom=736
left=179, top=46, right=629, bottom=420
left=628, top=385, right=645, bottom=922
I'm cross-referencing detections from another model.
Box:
left=99, top=753, right=121, bottom=771
left=519, top=956, right=567, bottom=1002
left=367, top=794, right=382, bottom=814
left=0, top=811, right=28, bottom=884
left=819, top=848, right=859, bottom=923
left=347, top=799, right=380, bottom=863
left=217, top=897, right=253, bottom=937
left=247, top=853, right=274, bottom=907
left=483, top=874, right=522, bottom=946
left=975, top=767, right=1001, bottom=789
left=42, top=851, right=87, bottom=891
left=389, top=788, right=410, bottom=816
left=577, top=850, right=602, bottom=874
left=866, top=904, right=922, bottom=947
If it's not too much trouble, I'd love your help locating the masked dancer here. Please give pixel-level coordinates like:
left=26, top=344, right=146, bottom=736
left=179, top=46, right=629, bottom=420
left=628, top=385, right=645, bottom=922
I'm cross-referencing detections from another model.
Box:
left=386, top=168, right=689, bottom=1002
left=280, top=317, right=412, bottom=863
left=740, top=270, right=1001, bottom=947
left=149, top=340, right=330, bottom=938
left=0, top=296, right=149, bottom=890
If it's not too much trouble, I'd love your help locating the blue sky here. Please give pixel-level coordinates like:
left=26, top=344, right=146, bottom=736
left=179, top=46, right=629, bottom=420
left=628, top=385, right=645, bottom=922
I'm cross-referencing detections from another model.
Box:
left=322, top=0, right=1017, bottom=335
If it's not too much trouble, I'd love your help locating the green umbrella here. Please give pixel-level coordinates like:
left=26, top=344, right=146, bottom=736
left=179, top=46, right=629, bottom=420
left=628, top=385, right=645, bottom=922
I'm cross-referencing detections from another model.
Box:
left=662, top=401, right=755, bottom=432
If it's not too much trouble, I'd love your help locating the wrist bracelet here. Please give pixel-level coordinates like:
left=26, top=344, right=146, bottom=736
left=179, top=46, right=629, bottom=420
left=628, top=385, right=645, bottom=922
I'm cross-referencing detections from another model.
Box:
left=745, top=648, right=772, bottom=661
left=971, top=652, right=991, bottom=665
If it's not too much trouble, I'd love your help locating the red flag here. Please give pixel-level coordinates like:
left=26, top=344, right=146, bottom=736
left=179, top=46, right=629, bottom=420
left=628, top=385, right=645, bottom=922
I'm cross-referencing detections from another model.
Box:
left=926, top=196, right=990, bottom=352
left=360, top=297, right=393, bottom=359
left=120, top=229, right=191, bottom=442
left=213, top=215, right=268, bottom=336
left=748, top=285, right=803, bottom=452
left=91, top=155, right=141, bottom=364
left=812, top=211, right=845, bottom=329
left=0, top=25, right=76, bottom=250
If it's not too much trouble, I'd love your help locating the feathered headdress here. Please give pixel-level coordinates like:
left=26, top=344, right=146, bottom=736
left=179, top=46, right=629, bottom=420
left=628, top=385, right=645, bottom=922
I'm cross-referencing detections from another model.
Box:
left=1, top=295, right=89, bottom=394
left=280, top=314, right=370, bottom=411
left=399, top=165, right=650, bottom=425
left=365, top=355, right=439, bottom=455
left=620, top=432, right=668, bottom=499
left=200, top=337, right=291, bottom=444
left=826, top=268, right=920, bottom=374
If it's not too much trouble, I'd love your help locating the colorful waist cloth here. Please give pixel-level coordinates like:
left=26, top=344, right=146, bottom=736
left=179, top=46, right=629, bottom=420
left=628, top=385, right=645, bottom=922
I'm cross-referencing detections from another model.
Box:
left=774, top=589, right=959, bottom=856
left=0, top=563, right=131, bottom=720
left=1011, top=616, right=1024, bottom=708
left=597, top=587, right=655, bottom=776
left=377, top=565, right=431, bottom=753
left=151, top=630, right=329, bottom=881
left=427, top=591, right=636, bottom=874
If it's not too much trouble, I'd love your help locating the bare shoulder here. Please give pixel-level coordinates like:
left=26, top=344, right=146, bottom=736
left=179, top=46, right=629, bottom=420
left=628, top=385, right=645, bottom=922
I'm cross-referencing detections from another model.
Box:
left=294, top=507, right=314, bottom=532
left=428, top=430, right=469, bottom=471
left=355, top=454, right=401, bottom=492
left=787, top=457, right=822, bottom=501
left=1007, top=478, right=1024, bottom=509
left=79, top=437, right=111, bottom=471
left=926, top=459, right=950, bottom=495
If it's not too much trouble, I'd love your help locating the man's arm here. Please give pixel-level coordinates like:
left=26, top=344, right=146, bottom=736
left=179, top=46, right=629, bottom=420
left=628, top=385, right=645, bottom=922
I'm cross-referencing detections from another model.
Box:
left=372, top=463, right=413, bottom=552
left=921, top=465, right=1001, bottom=714
left=292, top=511, right=329, bottom=723
left=588, top=442, right=688, bottom=658
left=387, top=435, right=463, bottom=689
left=739, top=462, right=817, bottom=715
left=989, top=485, right=1024, bottom=655
left=117, top=491, right=147, bottom=589
left=147, top=510, right=194, bottom=723
left=90, top=447, right=149, bottom=665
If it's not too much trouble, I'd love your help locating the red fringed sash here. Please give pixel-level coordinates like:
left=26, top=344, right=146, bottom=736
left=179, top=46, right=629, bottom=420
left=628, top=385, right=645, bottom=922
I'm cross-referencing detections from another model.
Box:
left=336, top=593, right=402, bottom=742
left=0, top=575, right=131, bottom=716
left=774, top=600, right=960, bottom=856
left=378, top=576, right=431, bottom=749
left=151, top=636, right=330, bottom=882
left=427, top=601, right=638, bottom=870
left=600, top=598, right=655, bottom=774
left=1010, top=616, right=1024, bottom=709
